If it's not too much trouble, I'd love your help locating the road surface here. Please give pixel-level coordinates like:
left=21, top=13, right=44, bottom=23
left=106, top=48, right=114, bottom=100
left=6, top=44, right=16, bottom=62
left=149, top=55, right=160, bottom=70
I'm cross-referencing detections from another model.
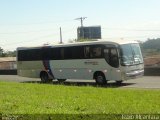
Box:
left=0, top=75, right=160, bottom=89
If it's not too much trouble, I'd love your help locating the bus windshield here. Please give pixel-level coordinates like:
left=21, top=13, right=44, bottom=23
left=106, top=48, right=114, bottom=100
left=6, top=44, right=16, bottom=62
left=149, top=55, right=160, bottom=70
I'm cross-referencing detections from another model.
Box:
left=120, top=43, right=143, bottom=66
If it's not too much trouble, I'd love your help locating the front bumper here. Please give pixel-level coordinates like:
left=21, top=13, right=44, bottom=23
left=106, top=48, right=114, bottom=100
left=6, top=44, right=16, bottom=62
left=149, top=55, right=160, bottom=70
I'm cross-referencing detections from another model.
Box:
left=125, top=69, right=144, bottom=79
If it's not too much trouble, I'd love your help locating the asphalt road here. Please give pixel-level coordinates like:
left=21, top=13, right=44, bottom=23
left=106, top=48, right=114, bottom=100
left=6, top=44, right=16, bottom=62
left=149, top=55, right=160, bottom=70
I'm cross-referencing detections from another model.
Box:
left=0, top=75, right=160, bottom=89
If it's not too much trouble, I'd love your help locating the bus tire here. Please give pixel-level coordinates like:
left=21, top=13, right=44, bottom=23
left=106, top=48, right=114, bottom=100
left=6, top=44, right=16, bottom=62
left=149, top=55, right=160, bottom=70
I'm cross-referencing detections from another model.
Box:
left=116, top=80, right=122, bottom=85
left=94, top=72, right=107, bottom=85
left=57, top=79, right=66, bottom=83
left=40, top=71, right=51, bottom=83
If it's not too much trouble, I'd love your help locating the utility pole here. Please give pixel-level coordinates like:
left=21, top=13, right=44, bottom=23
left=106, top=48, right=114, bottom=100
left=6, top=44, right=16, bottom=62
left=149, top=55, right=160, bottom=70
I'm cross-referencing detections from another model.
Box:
left=75, top=17, right=87, bottom=40
left=75, top=17, right=87, bottom=27
left=60, top=27, right=63, bottom=44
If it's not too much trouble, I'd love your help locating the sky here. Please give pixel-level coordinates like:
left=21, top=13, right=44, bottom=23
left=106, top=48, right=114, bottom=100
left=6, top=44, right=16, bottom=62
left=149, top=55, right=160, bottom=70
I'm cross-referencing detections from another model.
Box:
left=0, top=0, right=160, bottom=51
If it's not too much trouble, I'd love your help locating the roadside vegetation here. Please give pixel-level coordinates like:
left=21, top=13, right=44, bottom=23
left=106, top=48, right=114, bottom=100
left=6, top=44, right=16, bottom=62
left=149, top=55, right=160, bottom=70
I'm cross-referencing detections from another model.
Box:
left=140, top=38, right=160, bottom=57
left=140, top=38, right=160, bottom=67
left=0, top=81, right=160, bottom=115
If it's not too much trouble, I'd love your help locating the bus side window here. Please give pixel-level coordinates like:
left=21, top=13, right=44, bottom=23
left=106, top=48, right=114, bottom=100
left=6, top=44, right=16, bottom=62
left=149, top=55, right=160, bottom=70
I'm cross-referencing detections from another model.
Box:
left=104, top=47, right=119, bottom=68
left=42, top=48, right=52, bottom=60
left=84, top=46, right=90, bottom=59
left=104, top=49, right=110, bottom=63
left=110, top=48, right=119, bottom=68
left=60, top=48, right=64, bottom=59
left=64, top=47, right=72, bottom=59
left=91, top=47, right=102, bottom=58
left=72, top=46, right=84, bottom=59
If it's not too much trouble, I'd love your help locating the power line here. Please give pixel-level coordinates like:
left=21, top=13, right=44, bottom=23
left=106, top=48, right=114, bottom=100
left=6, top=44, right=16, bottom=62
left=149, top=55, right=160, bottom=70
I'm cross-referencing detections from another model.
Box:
left=0, top=29, right=58, bottom=34
left=103, top=35, right=160, bottom=39
left=102, top=27, right=160, bottom=31
left=1, top=33, right=58, bottom=47
left=0, top=26, right=77, bottom=35
left=0, top=19, right=74, bottom=26
left=1, top=26, right=160, bottom=35
left=1, top=28, right=77, bottom=47
left=75, top=17, right=87, bottom=27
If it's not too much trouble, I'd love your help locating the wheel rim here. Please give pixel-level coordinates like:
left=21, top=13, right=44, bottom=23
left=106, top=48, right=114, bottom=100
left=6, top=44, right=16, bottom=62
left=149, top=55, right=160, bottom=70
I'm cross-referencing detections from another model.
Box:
left=96, top=75, right=104, bottom=84
left=58, top=79, right=66, bottom=83
left=41, top=73, right=48, bottom=82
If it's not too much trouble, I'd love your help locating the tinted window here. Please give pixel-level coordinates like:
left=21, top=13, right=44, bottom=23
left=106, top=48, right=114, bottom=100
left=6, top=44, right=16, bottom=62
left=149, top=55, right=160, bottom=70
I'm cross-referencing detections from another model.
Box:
left=18, top=45, right=104, bottom=61
left=42, top=48, right=54, bottom=60
left=91, top=46, right=102, bottom=58
left=104, top=45, right=119, bottom=68
left=60, top=48, right=65, bottom=59
left=64, top=47, right=72, bottom=59
left=72, top=46, right=84, bottom=59
left=84, top=46, right=90, bottom=58
left=104, top=49, right=110, bottom=63
left=54, top=48, right=61, bottom=60
left=110, top=48, right=119, bottom=68
left=84, top=45, right=103, bottom=59
left=18, top=49, right=42, bottom=61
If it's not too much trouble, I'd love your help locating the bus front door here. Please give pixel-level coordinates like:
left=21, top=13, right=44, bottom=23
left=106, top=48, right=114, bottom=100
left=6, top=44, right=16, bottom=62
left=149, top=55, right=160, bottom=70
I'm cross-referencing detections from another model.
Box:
left=104, top=47, right=121, bottom=80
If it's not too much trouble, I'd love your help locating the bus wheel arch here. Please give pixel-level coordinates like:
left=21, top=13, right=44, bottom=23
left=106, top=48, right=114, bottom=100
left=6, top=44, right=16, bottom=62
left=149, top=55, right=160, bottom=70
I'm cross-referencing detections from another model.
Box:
left=40, top=71, right=52, bottom=83
left=116, top=80, right=123, bottom=85
left=57, top=79, right=66, bottom=83
left=93, top=71, right=107, bottom=85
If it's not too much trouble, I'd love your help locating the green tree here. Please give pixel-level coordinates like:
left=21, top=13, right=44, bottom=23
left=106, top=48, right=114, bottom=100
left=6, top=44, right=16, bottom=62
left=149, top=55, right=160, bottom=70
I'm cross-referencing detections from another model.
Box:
left=77, top=39, right=97, bottom=42
left=0, top=47, right=6, bottom=57
left=5, top=50, right=16, bottom=57
left=142, top=38, right=160, bottom=49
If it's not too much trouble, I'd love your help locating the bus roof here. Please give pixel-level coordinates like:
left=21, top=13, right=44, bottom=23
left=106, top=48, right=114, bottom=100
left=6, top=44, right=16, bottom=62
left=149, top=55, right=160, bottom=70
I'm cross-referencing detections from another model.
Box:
left=17, top=39, right=138, bottom=50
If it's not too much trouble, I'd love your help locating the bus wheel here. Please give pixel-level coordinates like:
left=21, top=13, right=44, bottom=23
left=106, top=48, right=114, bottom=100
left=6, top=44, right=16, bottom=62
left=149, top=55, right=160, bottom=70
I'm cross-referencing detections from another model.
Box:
left=40, top=72, right=50, bottom=83
left=95, top=72, right=106, bottom=85
left=116, top=80, right=123, bottom=85
left=57, top=79, right=66, bottom=83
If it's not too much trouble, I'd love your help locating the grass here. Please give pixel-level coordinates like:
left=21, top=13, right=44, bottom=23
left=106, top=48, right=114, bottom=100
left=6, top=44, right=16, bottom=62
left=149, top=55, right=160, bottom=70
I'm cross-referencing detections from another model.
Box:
left=0, top=81, right=160, bottom=119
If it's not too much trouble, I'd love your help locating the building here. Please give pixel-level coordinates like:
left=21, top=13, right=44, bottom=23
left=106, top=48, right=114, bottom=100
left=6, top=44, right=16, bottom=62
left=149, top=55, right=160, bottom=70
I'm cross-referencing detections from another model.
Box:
left=77, top=26, right=101, bottom=40
left=0, top=57, right=16, bottom=70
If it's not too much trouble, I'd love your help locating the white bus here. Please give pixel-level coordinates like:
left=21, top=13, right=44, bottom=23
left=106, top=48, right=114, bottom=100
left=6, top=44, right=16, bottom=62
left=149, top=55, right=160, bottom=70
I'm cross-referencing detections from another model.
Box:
left=17, top=40, right=144, bottom=84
